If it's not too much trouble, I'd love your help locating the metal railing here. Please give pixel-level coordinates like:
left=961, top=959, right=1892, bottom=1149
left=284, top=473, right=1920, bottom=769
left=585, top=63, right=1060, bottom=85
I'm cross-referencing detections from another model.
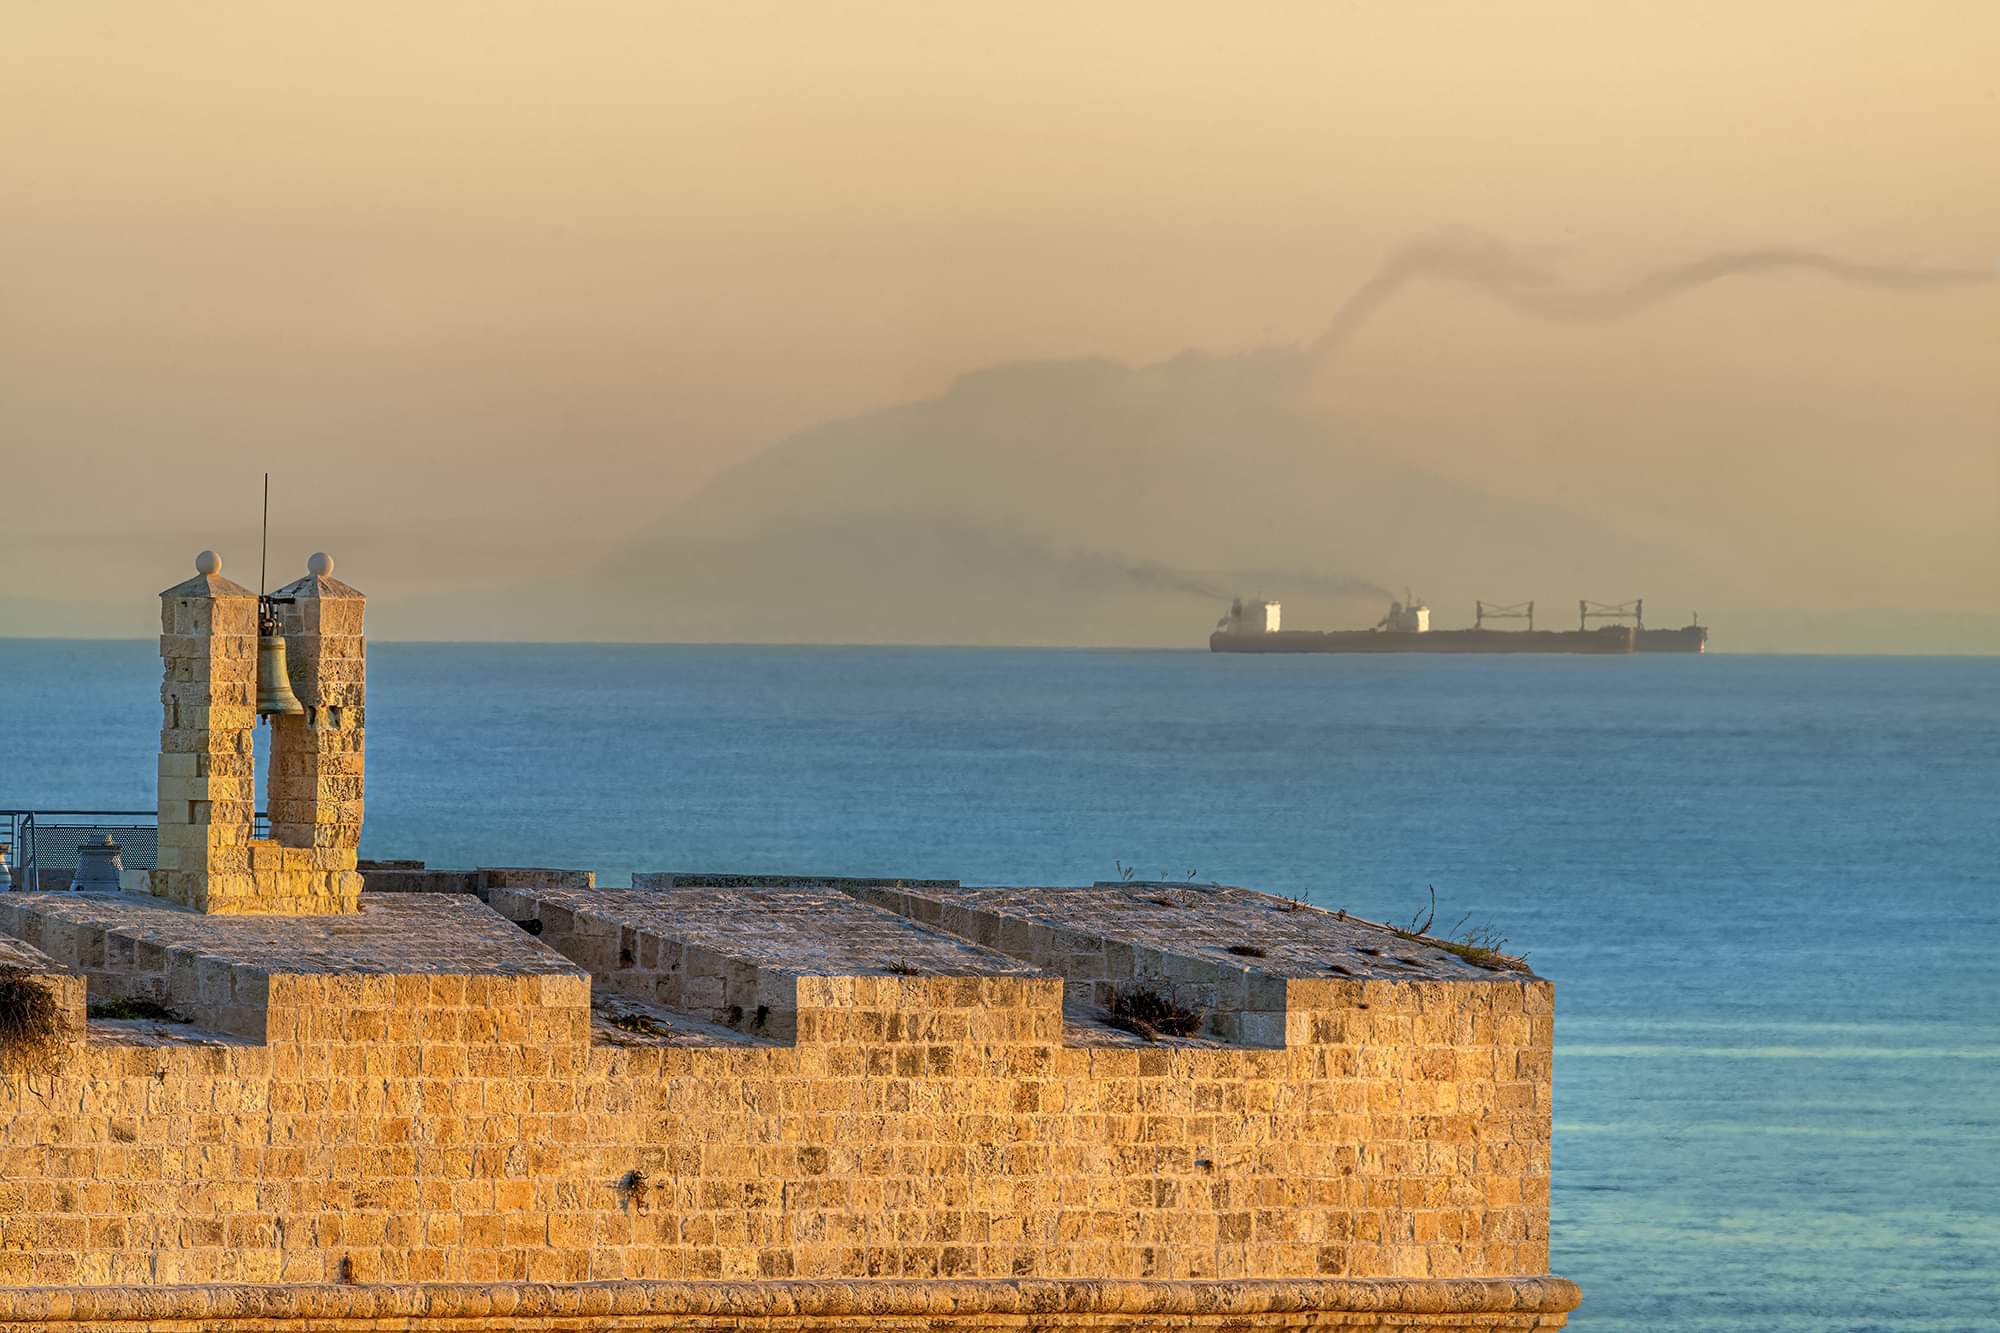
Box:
left=2, top=808, right=269, bottom=891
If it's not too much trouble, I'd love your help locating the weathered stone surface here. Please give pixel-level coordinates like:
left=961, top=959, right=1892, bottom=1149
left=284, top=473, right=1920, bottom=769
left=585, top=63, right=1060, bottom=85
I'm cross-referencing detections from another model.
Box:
left=847, top=884, right=1521, bottom=1046
left=0, top=892, right=580, bottom=1040
left=485, top=886, right=1038, bottom=1040
left=478, top=867, right=597, bottom=891
left=636, top=872, right=964, bottom=892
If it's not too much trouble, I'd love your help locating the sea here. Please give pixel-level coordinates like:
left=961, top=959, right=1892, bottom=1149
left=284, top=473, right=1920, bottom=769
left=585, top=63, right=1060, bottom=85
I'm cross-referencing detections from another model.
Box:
left=3, top=640, right=1996, bottom=1331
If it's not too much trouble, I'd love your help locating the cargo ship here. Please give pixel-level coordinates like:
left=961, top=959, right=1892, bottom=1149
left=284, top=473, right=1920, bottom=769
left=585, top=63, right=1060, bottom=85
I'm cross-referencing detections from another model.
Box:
left=1209, top=598, right=1707, bottom=654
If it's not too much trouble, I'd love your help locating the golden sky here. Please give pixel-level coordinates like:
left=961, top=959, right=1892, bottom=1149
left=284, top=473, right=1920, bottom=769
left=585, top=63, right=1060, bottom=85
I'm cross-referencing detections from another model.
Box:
left=3, top=3, right=1995, bottom=645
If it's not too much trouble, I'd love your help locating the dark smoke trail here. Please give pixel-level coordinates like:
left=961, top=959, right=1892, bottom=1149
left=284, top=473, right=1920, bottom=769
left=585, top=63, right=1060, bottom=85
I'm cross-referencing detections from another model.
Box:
left=1227, top=568, right=1391, bottom=601
left=1305, top=230, right=1992, bottom=368
left=943, top=528, right=1229, bottom=600
left=1084, top=552, right=1230, bottom=601
left=932, top=525, right=1386, bottom=604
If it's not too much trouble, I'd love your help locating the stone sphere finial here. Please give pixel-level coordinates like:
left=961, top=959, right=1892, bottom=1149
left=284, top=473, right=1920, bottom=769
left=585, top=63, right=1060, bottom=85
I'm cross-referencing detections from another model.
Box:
left=307, top=551, right=334, bottom=577
left=195, top=550, right=221, bottom=576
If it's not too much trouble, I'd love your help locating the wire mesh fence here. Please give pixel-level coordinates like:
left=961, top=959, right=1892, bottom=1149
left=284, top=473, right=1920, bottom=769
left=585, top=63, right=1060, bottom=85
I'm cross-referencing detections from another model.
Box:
left=2, top=810, right=267, bottom=890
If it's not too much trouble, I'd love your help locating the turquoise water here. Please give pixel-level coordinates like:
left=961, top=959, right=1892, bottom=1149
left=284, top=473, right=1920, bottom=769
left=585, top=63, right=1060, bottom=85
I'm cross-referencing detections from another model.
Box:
left=4, top=641, right=1996, bottom=1329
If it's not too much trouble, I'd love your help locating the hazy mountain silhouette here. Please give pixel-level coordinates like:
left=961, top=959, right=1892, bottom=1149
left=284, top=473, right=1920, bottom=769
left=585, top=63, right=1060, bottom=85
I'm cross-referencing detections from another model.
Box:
left=611, top=349, right=1692, bottom=645
left=604, top=232, right=1998, bottom=646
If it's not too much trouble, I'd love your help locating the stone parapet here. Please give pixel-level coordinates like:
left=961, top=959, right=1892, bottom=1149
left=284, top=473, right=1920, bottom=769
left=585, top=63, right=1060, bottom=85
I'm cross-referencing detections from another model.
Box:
left=635, top=872, right=962, bottom=892
left=478, top=868, right=597, bottom=891
left=849, top=884, right=1514, bottom=1047
left=483, top=886, right=1036, bottom=1041
left=355, top=866, right=599, bottom=896
left=0, top=883, right=1556, bottom=1297
left=0, top=893, right=583, bottom=1043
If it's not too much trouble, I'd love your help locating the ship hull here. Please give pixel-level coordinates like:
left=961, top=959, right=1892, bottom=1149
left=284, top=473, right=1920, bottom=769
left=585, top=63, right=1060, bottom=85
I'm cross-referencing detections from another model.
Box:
left=1211, top=627, right=1636, bottom=654
left=1635, top=626, right=1708, bottom=653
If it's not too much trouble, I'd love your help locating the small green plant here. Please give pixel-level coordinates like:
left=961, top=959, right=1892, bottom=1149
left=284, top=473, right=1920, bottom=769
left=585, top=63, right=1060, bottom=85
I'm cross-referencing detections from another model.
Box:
left=1402, top=886, right=1440, bottom=937
left=88, top=997, right=190, bottom=1023
left=883, top=960, right=922, bottom=976
left=1391, top=928, right=1529, bottom=974
left=1388, top=886, right=1530, bottom=973
left=1104, top=986, right=1203, bottom=1042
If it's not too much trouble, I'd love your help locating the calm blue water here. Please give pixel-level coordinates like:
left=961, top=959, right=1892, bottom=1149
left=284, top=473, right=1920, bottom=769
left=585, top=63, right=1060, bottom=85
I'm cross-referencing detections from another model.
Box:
left=4, top=640, right=1996, bottom=1330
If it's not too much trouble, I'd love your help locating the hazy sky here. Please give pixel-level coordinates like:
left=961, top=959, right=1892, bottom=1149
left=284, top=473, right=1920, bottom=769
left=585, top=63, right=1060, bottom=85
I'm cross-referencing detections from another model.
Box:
left=3, top=3, right=1995, bottom=644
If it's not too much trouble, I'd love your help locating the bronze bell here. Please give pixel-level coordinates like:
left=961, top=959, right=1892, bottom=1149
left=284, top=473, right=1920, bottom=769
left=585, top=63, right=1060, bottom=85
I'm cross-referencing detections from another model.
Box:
left=255, top=599, right=305, bottom=717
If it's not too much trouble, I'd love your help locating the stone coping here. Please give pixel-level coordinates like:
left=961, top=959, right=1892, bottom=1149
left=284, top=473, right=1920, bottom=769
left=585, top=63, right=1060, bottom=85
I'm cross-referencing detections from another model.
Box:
left=0, top=893, right=585, bottom=1042
left=528, top=887, right=1040, bottom=978
left=0, top=893, right=579, bottom=978
left=861, top=885, right=1516, bottom=982
left=0, top=934, right=62, bottom=974
left=0, top=1276, right=1583, bottom=1324
left=636, top=872, right=963, bottom=892
left=484, top=886, right=1042, bottom=1042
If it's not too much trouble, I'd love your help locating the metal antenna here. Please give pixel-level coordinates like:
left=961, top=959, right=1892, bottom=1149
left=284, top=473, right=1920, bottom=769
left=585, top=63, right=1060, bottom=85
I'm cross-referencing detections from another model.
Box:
left=260, top=472, right=270, bottom=599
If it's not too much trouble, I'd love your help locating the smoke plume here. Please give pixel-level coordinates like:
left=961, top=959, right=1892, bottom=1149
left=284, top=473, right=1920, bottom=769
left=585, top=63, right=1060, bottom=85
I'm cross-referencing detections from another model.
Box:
left=934, top=526, right=1387, bottom=604
left=1304, top=230, right=1992, bottom=368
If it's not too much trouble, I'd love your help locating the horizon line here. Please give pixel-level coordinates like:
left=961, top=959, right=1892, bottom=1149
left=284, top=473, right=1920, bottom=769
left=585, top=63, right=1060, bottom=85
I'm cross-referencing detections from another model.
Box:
left=2, top=635, right=1996, bottom=659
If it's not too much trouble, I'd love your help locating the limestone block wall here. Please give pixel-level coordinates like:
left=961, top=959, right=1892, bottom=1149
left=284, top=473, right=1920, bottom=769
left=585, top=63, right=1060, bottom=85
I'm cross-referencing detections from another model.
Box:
left=355, top=865, right=598, bottom=895
left=0, top=904, right=1553, bottom=1295
left=153, top=563, right=260, bottom=912
left=265, top=562, right=366, bottom=909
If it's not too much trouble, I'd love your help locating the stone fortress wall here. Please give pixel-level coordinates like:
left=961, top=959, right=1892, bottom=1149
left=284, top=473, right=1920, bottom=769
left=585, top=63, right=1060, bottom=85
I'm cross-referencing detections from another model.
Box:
left=0, top=555, right=1576, bottom=1330
left=0, top=882, right=1565, bottom=1327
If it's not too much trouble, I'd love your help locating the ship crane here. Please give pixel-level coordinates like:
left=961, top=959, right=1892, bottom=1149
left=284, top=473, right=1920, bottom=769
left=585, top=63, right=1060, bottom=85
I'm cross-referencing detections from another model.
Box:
left=1475, top=600, right=1534, bottom=632
left=1578, top=599, right=1644, bottom=631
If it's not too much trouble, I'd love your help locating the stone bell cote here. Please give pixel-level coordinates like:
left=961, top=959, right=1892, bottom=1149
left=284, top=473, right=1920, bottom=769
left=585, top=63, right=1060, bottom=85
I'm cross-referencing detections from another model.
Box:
left=152, top=550, right=366, bottom=915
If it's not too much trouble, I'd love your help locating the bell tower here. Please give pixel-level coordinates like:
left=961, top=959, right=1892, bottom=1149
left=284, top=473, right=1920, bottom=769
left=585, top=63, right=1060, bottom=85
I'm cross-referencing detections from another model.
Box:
left=151, top=550, right=366, bottom=915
